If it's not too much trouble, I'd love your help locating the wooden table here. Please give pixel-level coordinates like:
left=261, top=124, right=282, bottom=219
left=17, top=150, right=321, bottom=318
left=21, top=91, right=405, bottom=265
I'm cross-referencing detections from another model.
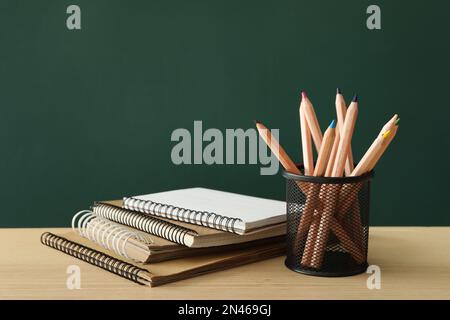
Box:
left=0, top=227, right=449, bottom=299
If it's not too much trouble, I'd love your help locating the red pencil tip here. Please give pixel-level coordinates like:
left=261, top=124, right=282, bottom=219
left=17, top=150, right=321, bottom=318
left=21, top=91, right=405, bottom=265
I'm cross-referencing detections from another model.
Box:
left=301, top=91, right=307, bottom=99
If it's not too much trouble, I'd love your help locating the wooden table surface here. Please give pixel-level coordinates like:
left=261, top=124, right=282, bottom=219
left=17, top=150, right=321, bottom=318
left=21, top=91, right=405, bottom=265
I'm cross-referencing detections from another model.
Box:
left=1, top=227, right=449, bottom=300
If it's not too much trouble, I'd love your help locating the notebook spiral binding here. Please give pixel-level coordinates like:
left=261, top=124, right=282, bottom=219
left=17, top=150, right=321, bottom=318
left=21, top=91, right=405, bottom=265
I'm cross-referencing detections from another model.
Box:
left=123, top=197, right=243, bottom=233
left=92, top=203, right=198, bottom=246
left=40, top=232, right=151, bottom=285
left=71, top=210, right=153, bottom=261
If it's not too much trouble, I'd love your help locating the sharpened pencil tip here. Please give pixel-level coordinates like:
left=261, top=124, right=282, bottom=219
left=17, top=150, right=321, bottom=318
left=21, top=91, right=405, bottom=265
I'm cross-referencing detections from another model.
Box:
left=382, top=130, right=391, bottom=139
left=301, top=91, right=307, bottom=99
left=330, top=119, right=336, bottom=128
left=395, top=118, right=400, bottom=125
left=352, top=94, right=358, bottom=102
left=254, top=120, right=260, bottom=125
left=336, top=88, right=342, bottom=95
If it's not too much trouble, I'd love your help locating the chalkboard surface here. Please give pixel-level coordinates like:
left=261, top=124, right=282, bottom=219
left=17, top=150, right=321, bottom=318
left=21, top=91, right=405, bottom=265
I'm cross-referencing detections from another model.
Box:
left=1, top=0, right=449, bottom=227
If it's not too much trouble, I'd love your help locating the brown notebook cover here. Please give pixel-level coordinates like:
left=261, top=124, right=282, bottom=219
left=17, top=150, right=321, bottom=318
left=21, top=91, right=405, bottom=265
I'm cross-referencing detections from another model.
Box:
left=41, top=231, right=285, bottom=287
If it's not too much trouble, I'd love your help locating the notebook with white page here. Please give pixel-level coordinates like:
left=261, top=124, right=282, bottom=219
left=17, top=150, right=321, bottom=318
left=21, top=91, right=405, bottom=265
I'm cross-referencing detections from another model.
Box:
left=123, top=187, right=286, bottom=235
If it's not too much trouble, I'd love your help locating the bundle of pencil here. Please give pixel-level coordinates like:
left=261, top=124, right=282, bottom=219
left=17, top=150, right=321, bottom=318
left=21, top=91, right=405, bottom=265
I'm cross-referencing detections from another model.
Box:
left=255, top=89, right=399, bottom=269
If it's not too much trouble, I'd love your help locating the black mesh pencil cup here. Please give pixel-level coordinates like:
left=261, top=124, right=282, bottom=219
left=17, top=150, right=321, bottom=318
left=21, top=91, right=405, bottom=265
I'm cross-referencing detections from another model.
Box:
left=283, top=168, right=373, bottom=277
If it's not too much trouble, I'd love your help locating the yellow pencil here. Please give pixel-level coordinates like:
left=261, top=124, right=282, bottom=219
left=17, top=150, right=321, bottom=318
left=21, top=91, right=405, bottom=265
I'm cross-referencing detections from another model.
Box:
left=352, top=130, right=392, bottom=176
left=350, top=114, right=398, bottom=177
left=337, top=116, right=400, bottom=219
left=365, top=116, right=399, bottom=173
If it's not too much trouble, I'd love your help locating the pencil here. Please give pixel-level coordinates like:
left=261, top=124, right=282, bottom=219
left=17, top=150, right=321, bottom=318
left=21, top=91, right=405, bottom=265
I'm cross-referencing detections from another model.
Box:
left=335, top=88, right=355, bottom=175
left=255, top=120, right=301, bottom=175
left=337, top=115, right=400, bottom=219
left=344, top=129, right=393, bottom=248
left=297, top=120, right=336, bottom=236
left=331, top=94, right=358, bottom=177
left=255, top=120, right=364, bottom=266
left=365, top=116, right=399, bottom=173
left=300, top=120, right=336, bottom=265
left=310, top=94, right=360, bottom=268
left=337, top=118, right=399, bottom=249
left=336, top=109, right=395, bottom=249
left=299, top=100, right=314, bottom=175
left=325, top=131, right=340, bottom=177
left=352, top=129, right=392, bottom=176
left=313, top=120, right=336, bottom=176
left=301, top=91, right=323, bottom=153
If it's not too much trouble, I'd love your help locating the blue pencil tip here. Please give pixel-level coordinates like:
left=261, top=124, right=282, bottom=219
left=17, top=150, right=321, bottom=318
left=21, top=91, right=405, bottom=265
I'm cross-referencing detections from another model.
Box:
left=330, top=119, right=336, bottom=128
left=352, top=94, right=358, bottom=102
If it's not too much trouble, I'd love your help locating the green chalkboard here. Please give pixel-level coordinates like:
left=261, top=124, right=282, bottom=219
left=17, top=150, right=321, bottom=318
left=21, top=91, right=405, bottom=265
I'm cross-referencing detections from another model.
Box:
left=0, top=0, right=449, bottom=227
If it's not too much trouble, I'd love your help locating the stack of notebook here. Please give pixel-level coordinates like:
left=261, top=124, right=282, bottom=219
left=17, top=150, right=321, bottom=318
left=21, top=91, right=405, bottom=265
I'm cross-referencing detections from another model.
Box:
left=41, top=187, right=287, bottom=286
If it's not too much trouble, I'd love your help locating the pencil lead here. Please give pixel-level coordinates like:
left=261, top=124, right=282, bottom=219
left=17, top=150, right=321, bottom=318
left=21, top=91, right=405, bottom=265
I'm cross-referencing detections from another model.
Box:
left=301, top=91, right=307, bottom=99
left=329, top=119, right=336, bottom=128
left=395, top=118, right=400, bottom=125
left=382, top=130, right=391, bottom=139
left=254, top=120, right=260, bottom=125
left=352, top=94, right=358, bottom=102
left=336, top=88, right=342, bottom=95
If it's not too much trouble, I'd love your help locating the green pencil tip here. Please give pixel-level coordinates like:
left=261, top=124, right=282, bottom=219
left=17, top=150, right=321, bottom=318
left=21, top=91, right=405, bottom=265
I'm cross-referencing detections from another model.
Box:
left=395, top=118, right=400, bottom=125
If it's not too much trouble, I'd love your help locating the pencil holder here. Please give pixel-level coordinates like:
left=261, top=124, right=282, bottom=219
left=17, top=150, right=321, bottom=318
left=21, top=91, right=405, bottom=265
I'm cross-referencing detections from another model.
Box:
left=283, top=167, right=373, bottom=277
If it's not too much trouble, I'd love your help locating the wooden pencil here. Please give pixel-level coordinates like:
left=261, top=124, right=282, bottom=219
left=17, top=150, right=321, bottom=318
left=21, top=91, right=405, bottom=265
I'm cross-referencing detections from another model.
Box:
left=353, top=114, right=398, bottom=177
left=299, top=101, right=314, bottom=175
left=313, top=120, right=336, bottom=176
left=364, top=116, right=399, bottom=173
left=300, top=120, right=336, bottom=266
left=325, top=130, right=340, bottom=177
left=297, top=120, right=336, bottom=235
left=301, top=91, right=323, bottom=153
left=335, top=88, right=355, bottom=176
left=337, top=115, right=400, bottom=219
left=255, top=120, right=301, bottom=175
left=336, top=118, right=400, bottom=251
left=331, top=94, right=359, bottom=177
left=255, top=120, right=365, bottom=267
left=310, top=94, right=360, bottom=268
left=343, top=127, right=393, bottom=247
left=352, top=130, right=392, bottom=176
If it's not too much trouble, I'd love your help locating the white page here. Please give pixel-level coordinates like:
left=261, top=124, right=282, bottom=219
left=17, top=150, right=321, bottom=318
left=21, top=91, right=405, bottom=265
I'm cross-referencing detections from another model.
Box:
left=129, top=187, right=286, bottom=231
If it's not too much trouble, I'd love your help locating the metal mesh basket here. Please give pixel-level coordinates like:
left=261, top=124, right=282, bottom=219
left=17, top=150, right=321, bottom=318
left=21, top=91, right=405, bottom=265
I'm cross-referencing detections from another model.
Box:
left=283, top=168, right=373, bottom=277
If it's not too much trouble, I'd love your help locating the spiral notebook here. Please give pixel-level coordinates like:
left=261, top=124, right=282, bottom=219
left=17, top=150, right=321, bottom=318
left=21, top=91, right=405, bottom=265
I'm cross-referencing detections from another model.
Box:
left=95, top=201, right=286, bottom=248
left=71, top=208, right=284, bottom=263
left=122, top=187, right=286, bottom=235
left=41, top=231, right=285, bottom=287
